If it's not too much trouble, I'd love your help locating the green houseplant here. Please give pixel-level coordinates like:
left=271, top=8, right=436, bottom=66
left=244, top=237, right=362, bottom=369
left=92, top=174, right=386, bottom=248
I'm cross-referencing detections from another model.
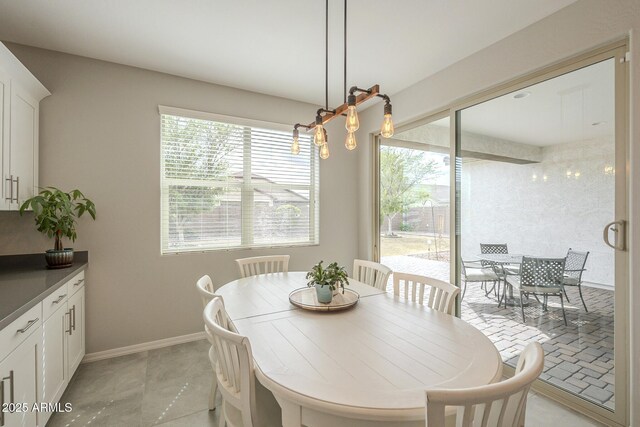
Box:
left=306, top=261, right=349, bottom=304
left=20, top=187, right=96, bottom=268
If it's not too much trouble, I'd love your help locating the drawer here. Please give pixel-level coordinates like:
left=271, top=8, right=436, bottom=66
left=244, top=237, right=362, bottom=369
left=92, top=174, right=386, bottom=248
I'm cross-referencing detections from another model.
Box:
left=43, top=283, right=69, bottom=320
left=0, top=303, right=41, bottom=362
left=67, top=270, right=85, bottom=296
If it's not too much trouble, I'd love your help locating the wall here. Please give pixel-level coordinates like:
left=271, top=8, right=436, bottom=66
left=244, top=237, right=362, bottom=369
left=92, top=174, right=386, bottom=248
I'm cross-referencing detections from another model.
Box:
left=355, top=0, right=640, bottom=423
left=461, top=138, right=615, bottom=286
left=0, top=44, right=360, bottom=354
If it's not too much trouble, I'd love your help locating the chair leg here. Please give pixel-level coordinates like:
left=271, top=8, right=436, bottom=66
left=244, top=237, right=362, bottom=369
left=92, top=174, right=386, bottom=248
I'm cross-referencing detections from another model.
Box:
left=519, top=291, right=526, bottom=323
left=559, top=293, right=568, bottom=326
left=209, top=378, right=217, bottom=411
left=494, top=280, right=499, bottom=300
left=461, top=280, right=467, bottom=301
left=543, top=295, right=548, bottom=311
left=578, top=284, right=588, bottom=312
left=562, top=286, right=570, bottom=302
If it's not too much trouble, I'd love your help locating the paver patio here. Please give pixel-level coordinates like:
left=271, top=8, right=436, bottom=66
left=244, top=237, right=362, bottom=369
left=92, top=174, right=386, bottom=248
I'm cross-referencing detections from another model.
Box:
left=381, top=255, right=615, bottom=410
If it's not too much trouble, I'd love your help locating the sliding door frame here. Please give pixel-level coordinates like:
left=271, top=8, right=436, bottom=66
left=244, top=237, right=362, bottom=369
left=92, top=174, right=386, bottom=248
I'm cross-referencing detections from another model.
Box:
left=371, top=38, right=629, bottom=426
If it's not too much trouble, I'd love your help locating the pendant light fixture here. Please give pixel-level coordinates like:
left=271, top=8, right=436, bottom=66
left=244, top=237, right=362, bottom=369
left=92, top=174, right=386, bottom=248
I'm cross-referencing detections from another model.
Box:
left=291, top=0, right=394, bottom=159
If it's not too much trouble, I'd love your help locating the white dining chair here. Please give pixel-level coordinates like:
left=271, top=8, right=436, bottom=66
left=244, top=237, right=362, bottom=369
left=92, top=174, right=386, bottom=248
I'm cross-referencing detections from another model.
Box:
left=196, top=275, right=222, bottom=411
left=393, top=272, right=459, bottom=315
left=353, top=259, right=392, bottom=290
left=204, top=297, right=257, bottom=427
left=425, top=342, right=544, bottom=427
left=236, top=255, right=290, bottom=278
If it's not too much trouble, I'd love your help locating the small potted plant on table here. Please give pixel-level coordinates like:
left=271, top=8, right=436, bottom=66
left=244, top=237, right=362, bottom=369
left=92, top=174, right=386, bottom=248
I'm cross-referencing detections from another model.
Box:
left=20, top=187, right=96, bottom=268
left=306, top=261, right=349, bottom=304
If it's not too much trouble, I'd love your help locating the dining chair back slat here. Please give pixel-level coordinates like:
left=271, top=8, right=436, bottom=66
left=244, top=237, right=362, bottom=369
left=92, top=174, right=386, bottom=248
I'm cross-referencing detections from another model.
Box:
left=204, top=297, right=256, bottom=427
left=236, top=255, right=290, bottom=278
left=520, top=257, right=565, bottom=290
left=565, top=249, right=589, bottom=280
left=393, top=272, right=459, bottom=315
left=353, top=259, right=392, bottom=290
left=426, top=342, right=544, bottom=427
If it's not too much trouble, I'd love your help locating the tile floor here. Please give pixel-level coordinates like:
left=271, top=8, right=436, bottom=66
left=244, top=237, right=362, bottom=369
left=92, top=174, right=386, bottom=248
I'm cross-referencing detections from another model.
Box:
left=382, top=255, right=616, bottom=409
left=47, top=340, right=604, bottom=426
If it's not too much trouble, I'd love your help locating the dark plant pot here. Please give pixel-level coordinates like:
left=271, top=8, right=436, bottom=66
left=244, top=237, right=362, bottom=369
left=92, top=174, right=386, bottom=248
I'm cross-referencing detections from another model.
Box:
left=45, top=248, right=74, bottom=269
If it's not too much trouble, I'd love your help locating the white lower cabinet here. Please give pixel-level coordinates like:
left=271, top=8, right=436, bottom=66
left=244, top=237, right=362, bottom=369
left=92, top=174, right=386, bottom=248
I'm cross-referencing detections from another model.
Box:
left=67, top=287, right=84, bottom=375
left=0, top=325, right=41, bottom=427
left=40, top=302, right=69, bottom=425
left=0, top=270, right=86, bottom=427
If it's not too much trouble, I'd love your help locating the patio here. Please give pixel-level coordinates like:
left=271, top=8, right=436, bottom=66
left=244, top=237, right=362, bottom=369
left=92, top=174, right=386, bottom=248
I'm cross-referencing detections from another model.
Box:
left=382, top=255, right=615, bottom=410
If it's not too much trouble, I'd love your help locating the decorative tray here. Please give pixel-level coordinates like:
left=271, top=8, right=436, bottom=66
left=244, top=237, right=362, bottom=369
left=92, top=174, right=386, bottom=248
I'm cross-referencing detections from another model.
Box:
left=288, top=287, right=360, bottom=312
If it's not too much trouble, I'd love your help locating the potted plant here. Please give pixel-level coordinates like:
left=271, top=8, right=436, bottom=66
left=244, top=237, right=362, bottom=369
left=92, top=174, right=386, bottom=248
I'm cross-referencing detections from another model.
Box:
left=306, top=261, right=349, bottom=304
left=20, top=187, right=96, bottom=268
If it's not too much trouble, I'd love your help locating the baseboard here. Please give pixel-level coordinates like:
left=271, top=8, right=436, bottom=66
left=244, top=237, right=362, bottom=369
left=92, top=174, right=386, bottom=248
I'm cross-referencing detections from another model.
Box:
left=82, top=331, right=206, bottom=363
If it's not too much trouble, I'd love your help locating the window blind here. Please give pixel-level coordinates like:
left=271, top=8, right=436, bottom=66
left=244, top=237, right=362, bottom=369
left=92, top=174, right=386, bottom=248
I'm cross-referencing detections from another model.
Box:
left=160, top=110, right=319, bottom=254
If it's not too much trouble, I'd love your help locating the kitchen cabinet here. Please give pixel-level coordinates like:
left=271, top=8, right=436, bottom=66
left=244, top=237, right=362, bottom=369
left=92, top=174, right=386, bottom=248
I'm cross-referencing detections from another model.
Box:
left=0, top=322, right=40, bottom=427
left=0, top=41, right=49, bottom=211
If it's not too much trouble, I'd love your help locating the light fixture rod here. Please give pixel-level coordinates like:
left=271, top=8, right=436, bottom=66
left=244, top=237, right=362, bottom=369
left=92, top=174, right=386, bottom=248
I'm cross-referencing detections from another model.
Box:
left=325, top=0, right=329, bottom=110
left=305, top=84, right=379, bottom=129
left=344, top=0, right=347, bottom=104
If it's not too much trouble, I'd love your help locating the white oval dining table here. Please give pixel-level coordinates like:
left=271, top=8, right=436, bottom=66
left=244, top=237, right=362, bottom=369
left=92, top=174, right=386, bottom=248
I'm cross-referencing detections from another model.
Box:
left=217, top=272, right=503, bottom=427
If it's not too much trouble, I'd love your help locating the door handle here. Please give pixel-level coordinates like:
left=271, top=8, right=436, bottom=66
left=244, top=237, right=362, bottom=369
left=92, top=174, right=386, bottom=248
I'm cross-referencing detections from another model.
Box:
left=71, top=305, right=76, bottom=331
left=16, top=318, right=39, bottom=334
left=65, top=311, right=72, bottom=335
left=603, top=220, right=626, bottom=251
left=4, top=175, right=12, bottom=202
left=12, top=176, right=18, bottom=203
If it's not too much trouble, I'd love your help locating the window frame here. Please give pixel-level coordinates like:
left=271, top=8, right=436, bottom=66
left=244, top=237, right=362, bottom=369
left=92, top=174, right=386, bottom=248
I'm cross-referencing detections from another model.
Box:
left=159, top=105, right=319, bottom=254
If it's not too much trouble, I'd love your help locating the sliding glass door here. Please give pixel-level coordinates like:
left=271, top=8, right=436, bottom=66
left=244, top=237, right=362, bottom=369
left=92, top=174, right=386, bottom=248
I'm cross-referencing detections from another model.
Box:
left=374, top=43, right=628, bottom=425
left=454, top=47, right=628, bottom=425
left=377, top=115, right=451, bottom=287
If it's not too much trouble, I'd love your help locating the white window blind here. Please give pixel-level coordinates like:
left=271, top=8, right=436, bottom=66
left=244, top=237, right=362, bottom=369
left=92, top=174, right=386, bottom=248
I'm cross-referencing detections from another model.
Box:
left=160, top=108, right=319, bottom=254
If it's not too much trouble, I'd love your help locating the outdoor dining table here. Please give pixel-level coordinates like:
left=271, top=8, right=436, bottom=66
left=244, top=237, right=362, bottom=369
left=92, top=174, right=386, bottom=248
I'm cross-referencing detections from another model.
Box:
left=217, top=271, right=503, bottom=427
left=475, top=253, right=526, bottom=305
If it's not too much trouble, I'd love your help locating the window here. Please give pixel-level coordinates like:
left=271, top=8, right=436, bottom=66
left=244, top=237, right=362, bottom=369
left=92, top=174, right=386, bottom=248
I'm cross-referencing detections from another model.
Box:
left=160, top=107, right=319, bottom=254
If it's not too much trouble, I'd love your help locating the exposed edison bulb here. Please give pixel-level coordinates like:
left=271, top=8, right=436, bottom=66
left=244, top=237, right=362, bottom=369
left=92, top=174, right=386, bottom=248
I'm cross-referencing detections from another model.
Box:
left=314, top=125, right=325, bottom=146
left=345, top=131, right=357, bottom=150
left=291, top=138, right=300, bottom=155
left=380, top=113, right=394, bottom=138
left=319, top=142, right=330, bottom=159
left=291, top=129, right=300, bottom=155
left=345, top=105, right=360, bottom=132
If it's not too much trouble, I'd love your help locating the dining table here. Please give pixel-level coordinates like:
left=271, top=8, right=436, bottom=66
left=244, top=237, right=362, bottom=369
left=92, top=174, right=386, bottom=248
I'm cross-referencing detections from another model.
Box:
left=217, top=271, right=503, bottom=427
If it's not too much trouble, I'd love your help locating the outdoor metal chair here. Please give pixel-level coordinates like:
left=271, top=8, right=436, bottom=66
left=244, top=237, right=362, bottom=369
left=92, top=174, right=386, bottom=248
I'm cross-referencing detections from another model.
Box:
left=506, top=257, right=568, bottom=326
left=563, top=248, right=590, bottom=312
left=460, top=259, right=499, bottom=301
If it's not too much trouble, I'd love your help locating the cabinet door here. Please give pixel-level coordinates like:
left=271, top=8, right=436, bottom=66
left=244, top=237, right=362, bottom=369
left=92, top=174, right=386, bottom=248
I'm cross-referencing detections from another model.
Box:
left=0, top=325, right=40, bottom=427
left=9, top=82, right=38, bottom=208
left=41, top=303, right=68, bottom=407
left=0, top=70, right=9, bottom=211
left=67, top=288, right=84, bottom=375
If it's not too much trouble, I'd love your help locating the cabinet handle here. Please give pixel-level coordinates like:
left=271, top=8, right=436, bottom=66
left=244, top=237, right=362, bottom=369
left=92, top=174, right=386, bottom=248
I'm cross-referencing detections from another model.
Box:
left=65, top=311, right=72, bottom=335
left=52, top=294, right=67, bottom=304
left=12, top=176, right=18, bottom=203
left=1, top=372, right=13, bottom=405
left=4, top=175, right=12, bottom=202
left=74, top=278, right=84, bottom=287
left=16, top=318, right=39, bottom=334
left=0, top=378, right=4, bottom=426
left=71, top=305, right=76, bottom=331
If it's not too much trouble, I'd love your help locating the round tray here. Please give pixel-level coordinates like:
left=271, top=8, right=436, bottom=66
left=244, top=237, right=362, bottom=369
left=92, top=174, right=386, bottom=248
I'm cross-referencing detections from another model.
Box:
left=289, top=287, right=360, bottom=312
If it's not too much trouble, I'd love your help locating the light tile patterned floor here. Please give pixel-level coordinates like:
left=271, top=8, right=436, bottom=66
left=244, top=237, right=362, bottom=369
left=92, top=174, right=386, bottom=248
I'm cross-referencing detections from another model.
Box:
left=382, top=255, right=615, bottom=410
left=48, top=340, right=603, bottom=426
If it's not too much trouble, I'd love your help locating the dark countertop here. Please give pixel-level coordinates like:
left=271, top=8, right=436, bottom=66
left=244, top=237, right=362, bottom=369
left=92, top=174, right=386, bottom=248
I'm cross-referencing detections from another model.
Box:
left=0, top=251, right=88, bottom=330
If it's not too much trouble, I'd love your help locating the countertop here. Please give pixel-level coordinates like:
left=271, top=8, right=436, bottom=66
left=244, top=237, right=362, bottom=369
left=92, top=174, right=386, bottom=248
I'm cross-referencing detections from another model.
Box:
left=0, top=251, right=88, bottom=330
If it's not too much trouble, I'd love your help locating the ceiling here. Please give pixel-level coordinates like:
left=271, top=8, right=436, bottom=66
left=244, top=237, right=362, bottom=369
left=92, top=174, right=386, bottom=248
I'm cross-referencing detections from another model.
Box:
left=0, top=0, right=576, bottom=106
left=459, top=58, right=614, bottom=146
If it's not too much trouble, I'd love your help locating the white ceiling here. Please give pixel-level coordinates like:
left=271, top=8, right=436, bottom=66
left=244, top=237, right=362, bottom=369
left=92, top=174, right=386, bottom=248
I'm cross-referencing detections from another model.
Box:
left=460, top=58, right=614, bottom=146
left=0, top=0, right=576, bottom=106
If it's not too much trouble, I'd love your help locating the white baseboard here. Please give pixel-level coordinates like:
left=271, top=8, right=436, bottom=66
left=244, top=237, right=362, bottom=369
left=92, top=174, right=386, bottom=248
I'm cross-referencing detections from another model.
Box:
left=82, top=331, right=206, bottom=363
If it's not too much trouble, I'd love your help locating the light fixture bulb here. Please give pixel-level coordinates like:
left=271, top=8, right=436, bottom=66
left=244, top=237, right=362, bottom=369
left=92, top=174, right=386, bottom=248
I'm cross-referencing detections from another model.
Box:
left=319, top=142, right=330, bottom=159
left=291, top=139, right=300, bottom=155
left=381, top=113, right=394, bottom=138
left=345, top=105, right=360, bottom=132
left=313, top=125, right=325, bottom=146
left=291, top=129, right=300, bottom=155
left=345, top=131, right=357, bottom=150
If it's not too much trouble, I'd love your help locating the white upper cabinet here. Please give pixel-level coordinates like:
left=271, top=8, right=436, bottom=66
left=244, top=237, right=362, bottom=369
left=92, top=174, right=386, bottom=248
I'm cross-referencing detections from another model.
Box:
left=0, top=42, right=49, bottom=211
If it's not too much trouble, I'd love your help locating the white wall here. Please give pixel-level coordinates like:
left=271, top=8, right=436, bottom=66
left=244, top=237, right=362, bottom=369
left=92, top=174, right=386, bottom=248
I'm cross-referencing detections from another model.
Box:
left=461, top=138, right=615, bottom=286
left=0, top=43, right=360, bottom=354
left=356, top=0, right=640, bottom=423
